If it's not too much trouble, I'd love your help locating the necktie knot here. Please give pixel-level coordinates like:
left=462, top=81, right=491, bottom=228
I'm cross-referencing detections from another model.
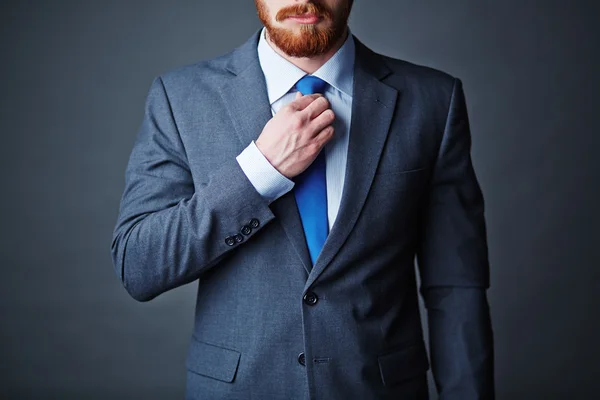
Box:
left=295, top=75, right=328, bottom=95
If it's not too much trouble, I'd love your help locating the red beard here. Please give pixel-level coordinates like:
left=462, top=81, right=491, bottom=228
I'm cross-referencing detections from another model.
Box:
left=255, top=0, right=352, bottom=58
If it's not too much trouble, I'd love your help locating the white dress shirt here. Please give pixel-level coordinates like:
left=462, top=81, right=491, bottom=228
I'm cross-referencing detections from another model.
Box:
left=236, top=28, right=355, bottom=230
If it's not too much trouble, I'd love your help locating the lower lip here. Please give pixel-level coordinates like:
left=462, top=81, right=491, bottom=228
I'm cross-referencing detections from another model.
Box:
left=288, top=15, right=321, bottom=24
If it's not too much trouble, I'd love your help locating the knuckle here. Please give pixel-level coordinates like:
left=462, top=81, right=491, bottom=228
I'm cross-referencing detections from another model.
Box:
left=291, top=114, right=305, bottom=130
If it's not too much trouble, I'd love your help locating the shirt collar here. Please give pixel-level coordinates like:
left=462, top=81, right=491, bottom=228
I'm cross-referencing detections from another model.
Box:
left=257, top=27, right=355, bottom=104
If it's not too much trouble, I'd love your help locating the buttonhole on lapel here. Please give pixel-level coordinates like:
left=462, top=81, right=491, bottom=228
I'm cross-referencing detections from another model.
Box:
left=375, top=98, right=387, bottom=108
left=313, top=357, right=331, bottom=364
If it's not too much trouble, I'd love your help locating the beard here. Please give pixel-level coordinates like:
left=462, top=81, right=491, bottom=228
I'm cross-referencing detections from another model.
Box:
left=255, top=0, right=353, bottom=58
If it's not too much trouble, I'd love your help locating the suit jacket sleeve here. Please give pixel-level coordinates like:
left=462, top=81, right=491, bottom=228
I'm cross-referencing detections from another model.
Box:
left=416, top=78, right=495, bottom=399
left=111, top=77, right=276, bottom=301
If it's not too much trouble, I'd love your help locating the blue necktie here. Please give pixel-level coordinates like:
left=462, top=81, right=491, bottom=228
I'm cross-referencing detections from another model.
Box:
left=293, top=75, right=329, bottom=266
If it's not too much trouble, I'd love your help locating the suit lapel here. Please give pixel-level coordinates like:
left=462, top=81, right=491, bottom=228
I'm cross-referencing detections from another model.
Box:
left=305, top=37, right=398, bottom=290
left=218, top=31, right=312, bottom=274
left=218, top=32, right=272, bottom=152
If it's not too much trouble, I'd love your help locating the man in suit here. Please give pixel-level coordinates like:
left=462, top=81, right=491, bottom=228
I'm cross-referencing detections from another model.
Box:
left=111, top=0, right=494, bottom=398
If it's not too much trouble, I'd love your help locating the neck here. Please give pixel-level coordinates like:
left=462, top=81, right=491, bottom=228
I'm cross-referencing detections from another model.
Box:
left=265, top=27, right=349, bottom=74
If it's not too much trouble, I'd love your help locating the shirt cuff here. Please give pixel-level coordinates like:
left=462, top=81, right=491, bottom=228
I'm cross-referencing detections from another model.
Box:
left=236, top=141, right=295, bottom=203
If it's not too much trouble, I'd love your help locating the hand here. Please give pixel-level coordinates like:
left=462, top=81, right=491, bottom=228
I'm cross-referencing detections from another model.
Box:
left=255, top=92, right=335, bottom=179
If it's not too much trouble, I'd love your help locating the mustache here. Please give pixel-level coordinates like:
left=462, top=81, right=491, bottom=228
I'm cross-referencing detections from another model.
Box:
left=276, top=3, right=334, bottom=22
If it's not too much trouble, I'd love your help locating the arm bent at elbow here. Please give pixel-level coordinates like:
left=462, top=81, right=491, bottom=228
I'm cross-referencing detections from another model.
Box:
left=111, top=77, right=275, bottom=302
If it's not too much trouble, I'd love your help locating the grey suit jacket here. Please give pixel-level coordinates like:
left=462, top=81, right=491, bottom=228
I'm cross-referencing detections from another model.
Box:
left=112, top=30, right=494, bottom=400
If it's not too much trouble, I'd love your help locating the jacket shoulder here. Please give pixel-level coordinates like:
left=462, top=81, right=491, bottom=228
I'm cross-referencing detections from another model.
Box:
left=383, top=55, right=455, bottom=82
left=365, top=45, right=459, bottom=98
left=156, top=50, right=233, bottom=91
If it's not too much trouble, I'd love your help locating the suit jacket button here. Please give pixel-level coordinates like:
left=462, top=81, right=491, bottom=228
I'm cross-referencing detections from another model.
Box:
left=298, top=352, right=306, bottom=366
left=241, top=224, right=252, bottom=236
left=249, top=218, right=260, bottom=228
left=225, top=236, right=236, bottom=246
left=303, top=292, right=318, bottom=306
left=234, top=233, right=244, bottom=243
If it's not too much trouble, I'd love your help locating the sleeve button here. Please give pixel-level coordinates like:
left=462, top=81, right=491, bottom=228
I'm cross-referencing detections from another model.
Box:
left=241, top=225, right=252, bottom=235
left=234, top=233, right=244, bottom=243
left=225, top=236, right=236, bottom=246
left=249, top=218, right=260, bottom=228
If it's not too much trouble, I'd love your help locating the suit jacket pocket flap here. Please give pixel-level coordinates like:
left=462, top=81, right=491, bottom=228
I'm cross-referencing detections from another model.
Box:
left=377, top=342, right=430, bottom=387
left=186, top=337, right=241, bottom=383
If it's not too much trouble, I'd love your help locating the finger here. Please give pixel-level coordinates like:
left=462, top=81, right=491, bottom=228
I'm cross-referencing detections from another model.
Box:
left=295, top=91, right=302, bottom=99
left=301, top=95, right=331, bottom=120
left=308, top=109, right=335, bottom=137
left=287, top=93, right=322, bottom=111
left=314, top=125, right=335, bottom=147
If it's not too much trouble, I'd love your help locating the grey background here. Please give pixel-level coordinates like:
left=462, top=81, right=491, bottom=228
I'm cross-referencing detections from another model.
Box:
left=1, top=0, right=598, bottom=399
